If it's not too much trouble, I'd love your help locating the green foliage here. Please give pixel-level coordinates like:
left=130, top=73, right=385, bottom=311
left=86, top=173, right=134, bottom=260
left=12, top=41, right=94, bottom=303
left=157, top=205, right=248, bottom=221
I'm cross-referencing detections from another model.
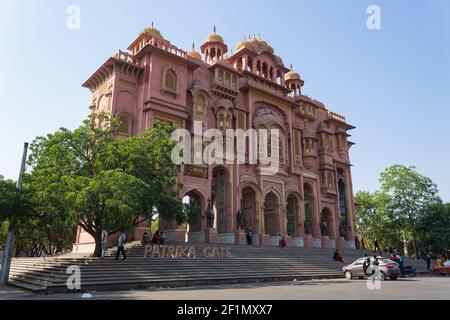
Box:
left=184, top=199, right=201, bottom=226
left=23, top=113, right=183, bottom=256
left=416, top=203, right=450, bottom=255
left=355, top=165, right=444, bottom=258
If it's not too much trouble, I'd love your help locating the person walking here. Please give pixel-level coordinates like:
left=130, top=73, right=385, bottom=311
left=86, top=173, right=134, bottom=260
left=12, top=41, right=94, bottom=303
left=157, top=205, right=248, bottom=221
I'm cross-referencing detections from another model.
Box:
left=374, top=239, right=381, bottom=255
left=361, top=237, right=366, bottom=250
left=354, top=236, right=361, bottom=250
left=363, top=256, right=371, bottom=276
left=245, top=228, right=253, bottom=245
left=115, top=228, right=127, bottom=260
left=101, top=229, right=108, bottom=259
left=160, top=231, right=167, bottom=245
left=397, top=253, right=404, bottom=277
left=426, top=253, right=432, bottom=270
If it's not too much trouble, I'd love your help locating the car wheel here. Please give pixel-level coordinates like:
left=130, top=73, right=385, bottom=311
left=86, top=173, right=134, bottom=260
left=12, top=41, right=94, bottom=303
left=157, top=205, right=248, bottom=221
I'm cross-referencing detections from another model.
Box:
left=390, top=276, right=398, bottom=280
left=375, top=271, right=386, bottom=281
left=344, top=271, right=352, bottom=280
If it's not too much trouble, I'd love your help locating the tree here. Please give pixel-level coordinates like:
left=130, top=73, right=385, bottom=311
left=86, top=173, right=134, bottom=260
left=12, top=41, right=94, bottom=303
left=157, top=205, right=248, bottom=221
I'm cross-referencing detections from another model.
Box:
left=27, top=114, right=184, bottom=257
left=355, top=190, right=403, bottom=251
left=416, top=203, right=450, bottom=255
left=379, top=165, right=441, bottom=258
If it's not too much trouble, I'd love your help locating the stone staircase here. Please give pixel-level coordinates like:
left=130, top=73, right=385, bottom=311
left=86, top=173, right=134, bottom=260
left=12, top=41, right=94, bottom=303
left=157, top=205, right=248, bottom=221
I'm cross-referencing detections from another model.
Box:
left=5, top=242, right=429, bottom=294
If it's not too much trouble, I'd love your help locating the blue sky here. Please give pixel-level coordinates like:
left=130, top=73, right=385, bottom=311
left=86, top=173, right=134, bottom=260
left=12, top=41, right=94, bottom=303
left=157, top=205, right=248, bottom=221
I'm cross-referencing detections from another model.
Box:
left=0, top=0, right=449, bottom=202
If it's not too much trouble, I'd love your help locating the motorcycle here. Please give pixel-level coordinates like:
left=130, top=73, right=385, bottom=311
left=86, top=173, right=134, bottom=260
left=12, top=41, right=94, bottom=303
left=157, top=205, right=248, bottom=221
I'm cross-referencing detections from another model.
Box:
left=401, top=265, right=416, bottom=277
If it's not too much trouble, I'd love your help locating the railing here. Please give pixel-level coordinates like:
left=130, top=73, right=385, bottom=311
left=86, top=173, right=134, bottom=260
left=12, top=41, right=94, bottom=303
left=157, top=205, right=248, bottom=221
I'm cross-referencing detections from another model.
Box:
left=328, top=111, right=346, bottom=123
left=113, top=50, right=138, bottom=65
left=150, top=38, right=187, bottom=59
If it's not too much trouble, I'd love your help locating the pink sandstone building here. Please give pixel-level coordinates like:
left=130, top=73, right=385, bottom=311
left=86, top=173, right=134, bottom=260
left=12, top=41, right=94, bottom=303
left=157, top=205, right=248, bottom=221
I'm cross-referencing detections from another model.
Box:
left=74, top=25, right=357, bottom=252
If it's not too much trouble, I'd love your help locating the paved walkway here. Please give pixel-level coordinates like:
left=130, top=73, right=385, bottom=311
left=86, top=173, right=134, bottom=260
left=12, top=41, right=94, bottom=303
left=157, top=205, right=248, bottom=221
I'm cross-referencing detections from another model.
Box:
left=1, top=276, right=449, bottom=300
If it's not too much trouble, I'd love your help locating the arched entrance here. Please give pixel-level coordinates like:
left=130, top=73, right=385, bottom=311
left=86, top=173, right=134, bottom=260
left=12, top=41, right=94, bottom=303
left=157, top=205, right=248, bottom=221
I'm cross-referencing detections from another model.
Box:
left=337, top=169, right=349, bottom=240
left=241, top=187, right=257, bottom=231
left=264, top=192, right=279, bottom=236
left=286, top=195, right=298, bottom=237
left=182, top=190, right=204, bottom=233
left=320, top=208, right=333, bottom=237
left=303, top=184, right=315, bottom=235
left=211, top=166, right=228, bottom=233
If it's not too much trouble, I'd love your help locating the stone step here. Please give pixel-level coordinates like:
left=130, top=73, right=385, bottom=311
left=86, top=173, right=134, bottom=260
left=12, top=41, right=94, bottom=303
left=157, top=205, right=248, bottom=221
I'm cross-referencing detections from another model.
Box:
left=6, top=243, right=429, bottom=293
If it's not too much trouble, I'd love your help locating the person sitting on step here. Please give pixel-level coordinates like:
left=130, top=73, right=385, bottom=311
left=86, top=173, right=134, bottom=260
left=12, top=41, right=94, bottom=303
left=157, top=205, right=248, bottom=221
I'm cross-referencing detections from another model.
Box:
left=333, top=249, right=345, bottom=263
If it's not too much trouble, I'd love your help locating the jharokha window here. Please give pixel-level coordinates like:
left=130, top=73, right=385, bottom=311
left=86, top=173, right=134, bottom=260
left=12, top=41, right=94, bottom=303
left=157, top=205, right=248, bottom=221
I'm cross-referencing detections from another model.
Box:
left=218, top=112, right=232, bottom=132
left=320, top=133, right=332, bottom=151
left=268, top=136, right=285, bottom=163
left=194, top=94, right=206, bottom=119
left=302, top=138, right=315, bottom=155
left=162, top=67, right=177, bottom=93
left=322, top=170, right=335, bottom=189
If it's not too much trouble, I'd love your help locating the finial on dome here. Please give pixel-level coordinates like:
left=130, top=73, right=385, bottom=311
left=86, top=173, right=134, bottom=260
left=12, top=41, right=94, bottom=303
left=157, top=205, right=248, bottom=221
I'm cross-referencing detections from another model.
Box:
left=213, top=25, right=217, bottom=34
left=192, top=42, right=195, bottom=50
left=290, top=64, right=294, bottom=70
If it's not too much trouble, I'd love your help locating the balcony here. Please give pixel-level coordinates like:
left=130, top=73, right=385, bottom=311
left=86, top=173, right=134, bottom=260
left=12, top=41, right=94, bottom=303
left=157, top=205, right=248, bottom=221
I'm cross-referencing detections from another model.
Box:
left=184, top=165, right=208, bottom=179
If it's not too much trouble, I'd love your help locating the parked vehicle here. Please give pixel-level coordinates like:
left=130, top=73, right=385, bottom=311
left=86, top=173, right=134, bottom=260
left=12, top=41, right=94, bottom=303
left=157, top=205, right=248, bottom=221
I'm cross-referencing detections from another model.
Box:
left=432, top=265, right=450, bottom=276
left=402, top=265, right=416, bottom=277
left=343, top=257, right=400, bottom=281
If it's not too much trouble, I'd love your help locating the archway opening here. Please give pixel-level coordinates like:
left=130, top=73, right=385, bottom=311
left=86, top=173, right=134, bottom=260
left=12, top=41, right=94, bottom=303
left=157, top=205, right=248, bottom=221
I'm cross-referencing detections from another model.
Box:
left=264, top=192, right=278, bottom=236
left=286, top=195, right=297, bottom=237
left=182, top=190, right=204, bottom=233
left=320, top=208, right=332, bottom=237
left=212, top=166, right=227, bottom=233
left=241, top=187, right=256, bottom=232
left=303, top=184, right=314, bottom=235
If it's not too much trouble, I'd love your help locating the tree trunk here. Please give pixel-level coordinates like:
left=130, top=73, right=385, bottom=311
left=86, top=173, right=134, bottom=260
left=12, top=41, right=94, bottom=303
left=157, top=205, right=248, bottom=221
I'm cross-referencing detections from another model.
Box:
left=412, top=231, right=419, bottom=260
left=93, top=231, right=102, bottom=257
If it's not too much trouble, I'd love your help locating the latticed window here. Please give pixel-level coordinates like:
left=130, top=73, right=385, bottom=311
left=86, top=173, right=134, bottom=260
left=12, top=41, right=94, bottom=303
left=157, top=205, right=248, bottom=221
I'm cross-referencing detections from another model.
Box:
left=320, top=133, right=332, bottom=151
left=302, top=138, right=314, bottom=155
left=338, top=133, right=347, bottom=149
left=163, top=68, right=177, bottom=92
left=279, top=137, right=284, bottom=163
left=194, top=95, right=206, bottom=119
left=322, top=170, right=335, bottom=189
left=218, top=113, right=232, bottom=132
left=338, top=179, right=347, bottom=216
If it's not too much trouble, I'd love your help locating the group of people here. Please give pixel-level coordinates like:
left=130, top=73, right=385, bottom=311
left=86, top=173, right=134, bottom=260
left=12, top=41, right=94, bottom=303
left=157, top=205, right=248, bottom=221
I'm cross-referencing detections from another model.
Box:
left=100, top=228, right=128, bottom=260
left=141, top=230, right=166, bottom=246
left=99, top=228, right=167, bottom=261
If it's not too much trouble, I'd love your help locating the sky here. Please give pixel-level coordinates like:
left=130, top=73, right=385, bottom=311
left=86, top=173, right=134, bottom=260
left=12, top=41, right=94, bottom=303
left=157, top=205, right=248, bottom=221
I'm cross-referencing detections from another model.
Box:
left=0, top=0, right=449, bottom=202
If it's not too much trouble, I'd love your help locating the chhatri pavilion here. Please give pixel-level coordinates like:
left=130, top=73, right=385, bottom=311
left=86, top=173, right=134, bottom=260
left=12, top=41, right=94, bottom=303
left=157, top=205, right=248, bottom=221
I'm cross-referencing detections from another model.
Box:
left=74, top=25, right=357, bottom=252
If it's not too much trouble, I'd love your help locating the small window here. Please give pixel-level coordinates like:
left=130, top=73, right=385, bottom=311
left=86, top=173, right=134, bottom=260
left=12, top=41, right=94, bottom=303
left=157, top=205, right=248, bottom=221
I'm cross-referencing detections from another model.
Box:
left=117, top=114, right=132, bottom=135
left=162, top=67, right=177, bottom=93
left=194, top=95, right=206, bottom=118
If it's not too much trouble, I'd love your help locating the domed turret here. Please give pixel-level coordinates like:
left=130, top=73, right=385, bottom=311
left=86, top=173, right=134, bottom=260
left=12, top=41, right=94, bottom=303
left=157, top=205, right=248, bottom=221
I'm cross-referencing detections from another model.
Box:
left=285, top=65, right=304, bottom=96
left=235, top=35, right=274, bottom=54
left=187, top=42, right=202, bottom=61
left=201, top=26, right=228, bottom=64
left=142, top=22, right=163, bottom=39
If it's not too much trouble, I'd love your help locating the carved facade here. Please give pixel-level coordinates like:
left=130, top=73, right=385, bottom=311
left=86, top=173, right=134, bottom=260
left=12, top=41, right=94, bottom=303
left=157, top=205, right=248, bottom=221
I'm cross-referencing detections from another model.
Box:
left=75, top=25, right=357, bottom=251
